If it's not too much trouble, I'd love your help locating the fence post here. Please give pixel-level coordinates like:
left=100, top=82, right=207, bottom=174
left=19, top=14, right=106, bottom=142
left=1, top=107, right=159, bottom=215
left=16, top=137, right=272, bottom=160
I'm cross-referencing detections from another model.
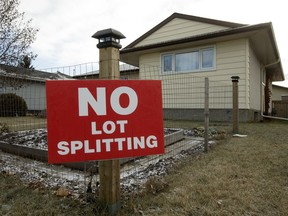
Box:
left=92, top=28, right=125, bottom=215
left=231, top=76, right=240, bottom=134
left=204, top=77, right=209, bottom=152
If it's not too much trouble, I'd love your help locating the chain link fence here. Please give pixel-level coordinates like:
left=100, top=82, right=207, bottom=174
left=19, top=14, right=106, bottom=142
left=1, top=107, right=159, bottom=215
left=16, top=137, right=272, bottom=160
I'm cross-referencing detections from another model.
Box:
left=0, top=61, right=233, bottom=213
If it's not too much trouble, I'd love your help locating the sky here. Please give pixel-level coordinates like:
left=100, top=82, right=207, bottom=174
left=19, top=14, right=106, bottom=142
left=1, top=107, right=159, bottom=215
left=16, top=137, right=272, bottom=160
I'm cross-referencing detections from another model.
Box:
left=19, top=0, right=288, bottom=87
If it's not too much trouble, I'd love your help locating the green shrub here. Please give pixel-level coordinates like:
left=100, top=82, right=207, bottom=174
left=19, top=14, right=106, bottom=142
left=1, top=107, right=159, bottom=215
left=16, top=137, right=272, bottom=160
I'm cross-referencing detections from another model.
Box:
left=0, top=93, right=28, bottom=117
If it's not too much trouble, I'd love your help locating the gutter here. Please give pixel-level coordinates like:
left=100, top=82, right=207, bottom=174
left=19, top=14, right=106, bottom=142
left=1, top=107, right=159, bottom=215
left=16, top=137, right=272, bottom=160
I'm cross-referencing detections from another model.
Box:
left=264, top=59, right=280, bottom=68
left=261, top=59, right=288, bottom=120
left=261, top=114, right=288, bottom=121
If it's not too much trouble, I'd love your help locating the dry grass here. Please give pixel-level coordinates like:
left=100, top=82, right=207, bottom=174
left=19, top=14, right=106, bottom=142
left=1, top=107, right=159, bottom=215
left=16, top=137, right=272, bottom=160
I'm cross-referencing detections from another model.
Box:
left=0, top=173, right=97, bottom=216
left=1, top=120, right=288, bottom=215
left=0, top=116, right=46, bottom=131
left=119, top=120, right=288, bottom=215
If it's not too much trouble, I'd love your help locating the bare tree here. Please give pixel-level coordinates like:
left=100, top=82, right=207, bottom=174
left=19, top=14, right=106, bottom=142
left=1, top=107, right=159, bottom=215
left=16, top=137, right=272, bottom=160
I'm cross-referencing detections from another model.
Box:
left=0, top=0, right=38, bottom=66
left=19, top=55, right=34, bottom=69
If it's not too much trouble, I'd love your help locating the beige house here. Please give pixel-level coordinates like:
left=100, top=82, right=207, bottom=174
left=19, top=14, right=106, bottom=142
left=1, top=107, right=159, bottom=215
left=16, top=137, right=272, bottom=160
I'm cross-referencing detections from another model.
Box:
left=73, top=64, right=139, bottom=80
left=120, top=13, right=284, bottom=122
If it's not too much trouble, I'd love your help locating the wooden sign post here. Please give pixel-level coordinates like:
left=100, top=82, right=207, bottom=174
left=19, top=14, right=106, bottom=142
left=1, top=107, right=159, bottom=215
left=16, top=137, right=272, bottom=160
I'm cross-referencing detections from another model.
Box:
left=92, top=28, right=125, bottom=215
left=46, top=29, right=165, bottom=216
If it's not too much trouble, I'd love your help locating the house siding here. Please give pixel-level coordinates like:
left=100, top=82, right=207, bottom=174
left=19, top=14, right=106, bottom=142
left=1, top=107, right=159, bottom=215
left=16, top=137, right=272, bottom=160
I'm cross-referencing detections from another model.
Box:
left=272, top=85, right=288, bottom=101
left=139, top=38, right=249, bottom=111
left=249, top=46, right=262, bottom=110
left=135, top=18, right=229, bottom=47
left=4, top=82, right=46, bottom=112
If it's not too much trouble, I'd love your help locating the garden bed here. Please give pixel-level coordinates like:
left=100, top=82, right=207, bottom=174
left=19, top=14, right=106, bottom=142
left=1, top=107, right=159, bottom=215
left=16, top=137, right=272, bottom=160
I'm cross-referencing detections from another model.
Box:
left=0, top=126, right=225, bottom=202
left=0, top=128, right=185, bottom=170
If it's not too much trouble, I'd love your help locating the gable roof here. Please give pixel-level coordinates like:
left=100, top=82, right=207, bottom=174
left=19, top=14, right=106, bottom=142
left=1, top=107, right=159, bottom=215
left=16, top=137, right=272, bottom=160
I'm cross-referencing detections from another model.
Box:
left=272, top=84, right=288, bottom=90
left=0, top=64, right=72, bottom=82
left=120, top=13, right=284, bottom=82
left=125, top=13, right=245, bottom=49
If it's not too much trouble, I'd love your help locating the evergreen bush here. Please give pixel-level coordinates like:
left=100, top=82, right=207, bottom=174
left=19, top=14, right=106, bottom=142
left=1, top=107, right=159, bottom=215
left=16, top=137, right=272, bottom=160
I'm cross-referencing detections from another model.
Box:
left=0, top=93, right=28, bottom=117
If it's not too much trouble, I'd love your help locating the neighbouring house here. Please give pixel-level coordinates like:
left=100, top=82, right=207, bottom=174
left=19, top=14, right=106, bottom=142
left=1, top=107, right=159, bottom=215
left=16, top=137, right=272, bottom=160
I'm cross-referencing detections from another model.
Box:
left=0, top=64, right=72, bottom=114
left=120, top=12, right=285, bottom=122
left=73, top=63, right=139, bottom=80
left=272, top=84, right=288, bottom=101
left=271, top=84, right=288, bottom=117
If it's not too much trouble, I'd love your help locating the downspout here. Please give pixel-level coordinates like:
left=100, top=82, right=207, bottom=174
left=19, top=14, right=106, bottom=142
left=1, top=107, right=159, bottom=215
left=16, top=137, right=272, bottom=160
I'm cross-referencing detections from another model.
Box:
left=261, top=59, right=288, bottom=120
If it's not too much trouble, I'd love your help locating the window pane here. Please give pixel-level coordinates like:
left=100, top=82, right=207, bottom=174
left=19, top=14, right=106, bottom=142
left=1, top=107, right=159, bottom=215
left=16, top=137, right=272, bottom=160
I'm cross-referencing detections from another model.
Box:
left=163, top=55, right=173, bottom=72
left=202, top=48, right=214, bottom=68
left=175, top=51, right=199, bottom=71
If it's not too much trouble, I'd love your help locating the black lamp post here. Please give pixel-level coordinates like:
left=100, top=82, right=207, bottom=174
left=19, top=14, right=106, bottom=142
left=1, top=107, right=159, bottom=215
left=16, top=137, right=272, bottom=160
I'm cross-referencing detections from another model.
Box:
left=231, top=76, right=240, bottom=133
left=92, top=28, right=125, bottom=80
left=92, top=28, right=125, bottom=49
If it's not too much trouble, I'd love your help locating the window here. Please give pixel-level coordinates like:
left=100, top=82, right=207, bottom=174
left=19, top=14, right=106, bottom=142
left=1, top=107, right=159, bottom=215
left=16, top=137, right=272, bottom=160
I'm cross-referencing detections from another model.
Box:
left=176, top=51, right=199, bottom=71
left=202, top=48, right=214, bottom=68
left=163, top=54, right=173, bottom=72
left=162, top=47, right=215, bottom=73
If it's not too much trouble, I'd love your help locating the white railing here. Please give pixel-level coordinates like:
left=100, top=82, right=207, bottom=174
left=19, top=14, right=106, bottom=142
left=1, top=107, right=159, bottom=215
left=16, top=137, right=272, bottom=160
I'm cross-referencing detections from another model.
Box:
left=40, top=62, right=99, bottom=76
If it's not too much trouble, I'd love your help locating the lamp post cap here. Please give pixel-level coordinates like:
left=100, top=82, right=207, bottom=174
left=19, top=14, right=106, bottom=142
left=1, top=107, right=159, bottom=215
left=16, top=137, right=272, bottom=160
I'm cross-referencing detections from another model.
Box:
left=231, top=76, right=240, bottom=81
left=92, top=28, right=125, bottom=40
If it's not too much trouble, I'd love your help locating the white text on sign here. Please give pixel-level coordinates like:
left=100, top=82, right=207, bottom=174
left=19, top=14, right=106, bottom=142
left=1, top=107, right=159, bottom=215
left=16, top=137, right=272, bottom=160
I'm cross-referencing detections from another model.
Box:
left=78, top=86, right=138, bottom=116
left=55, top=86, right=158, bottom=155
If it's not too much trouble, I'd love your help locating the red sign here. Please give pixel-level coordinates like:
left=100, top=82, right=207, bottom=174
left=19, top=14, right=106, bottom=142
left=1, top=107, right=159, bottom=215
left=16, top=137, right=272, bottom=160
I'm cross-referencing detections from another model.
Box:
left=46, top=80, right=164, bottom=164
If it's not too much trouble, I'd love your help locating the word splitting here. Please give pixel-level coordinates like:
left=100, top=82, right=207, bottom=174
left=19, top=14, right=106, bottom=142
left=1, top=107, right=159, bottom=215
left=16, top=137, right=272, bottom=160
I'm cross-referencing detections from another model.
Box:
left=57, top=135, right=158, bottom=155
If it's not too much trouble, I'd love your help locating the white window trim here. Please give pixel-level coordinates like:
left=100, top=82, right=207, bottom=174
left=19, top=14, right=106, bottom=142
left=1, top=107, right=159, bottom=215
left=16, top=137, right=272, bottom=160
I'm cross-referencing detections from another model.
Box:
left=161, top=45, right=216, bottom=75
